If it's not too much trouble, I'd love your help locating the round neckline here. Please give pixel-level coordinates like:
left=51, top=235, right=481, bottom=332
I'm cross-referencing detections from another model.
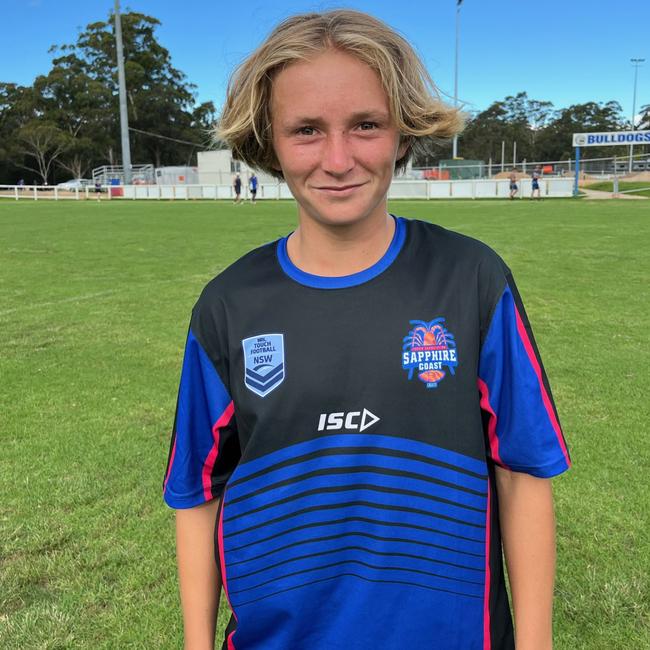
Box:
left=276, top=216, right=406, bottom=289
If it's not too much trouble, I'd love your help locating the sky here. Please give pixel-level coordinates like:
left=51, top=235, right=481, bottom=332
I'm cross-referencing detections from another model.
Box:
left=1, top=0, right=648, bottom=123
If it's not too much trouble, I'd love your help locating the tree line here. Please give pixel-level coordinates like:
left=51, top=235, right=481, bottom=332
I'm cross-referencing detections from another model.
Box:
left=1, top=11, right=648, bottom=184
left=0, top=12, right=216, bottom=185
left=415, top=93, right=649, bottom=169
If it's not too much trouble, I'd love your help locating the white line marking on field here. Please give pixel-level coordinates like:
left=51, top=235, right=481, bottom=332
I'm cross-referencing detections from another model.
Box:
left=0, top=274, right=215, bottom=317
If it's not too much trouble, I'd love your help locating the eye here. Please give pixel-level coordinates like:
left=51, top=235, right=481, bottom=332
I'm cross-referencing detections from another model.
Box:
left=358, top=122, right=379, bottom=131
left=296, top=126, right=316, bottom=136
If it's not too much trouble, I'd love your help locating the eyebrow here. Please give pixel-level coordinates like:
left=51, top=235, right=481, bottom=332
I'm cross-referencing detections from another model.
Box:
left=282, top=110, right=391, bottom=130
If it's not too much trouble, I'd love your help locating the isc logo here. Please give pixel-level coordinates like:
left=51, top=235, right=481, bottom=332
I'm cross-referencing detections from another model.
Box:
left=317, top=408, right=380, bottom=432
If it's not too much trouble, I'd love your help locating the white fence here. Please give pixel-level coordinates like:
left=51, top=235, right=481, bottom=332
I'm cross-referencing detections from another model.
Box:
left=0, top=178, right=574, bottom=201
left=388, top=178, right=572, bottom=198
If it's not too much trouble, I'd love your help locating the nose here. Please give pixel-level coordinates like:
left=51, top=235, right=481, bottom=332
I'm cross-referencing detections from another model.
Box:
left=322, top=132, right=354, bottom=176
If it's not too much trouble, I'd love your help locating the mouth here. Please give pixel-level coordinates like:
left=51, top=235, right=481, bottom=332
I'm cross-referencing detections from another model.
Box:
left=314, top=182, right=367, bottom=197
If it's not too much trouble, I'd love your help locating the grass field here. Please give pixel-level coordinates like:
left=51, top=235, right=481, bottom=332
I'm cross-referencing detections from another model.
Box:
left=1, top=198, right=649, bottom=649
left=586, top=181, right=650, bottom=198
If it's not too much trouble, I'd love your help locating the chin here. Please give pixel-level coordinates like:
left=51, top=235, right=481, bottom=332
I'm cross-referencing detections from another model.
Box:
left=310, top=203, right=377, bottom=227
left=303, top=193, right=386, bottom=227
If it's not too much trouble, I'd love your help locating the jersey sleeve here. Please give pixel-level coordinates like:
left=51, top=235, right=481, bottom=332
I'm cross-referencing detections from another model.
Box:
left=163, top=320, right=240, bottom=509
left=478, top=270, right=571, bottom=478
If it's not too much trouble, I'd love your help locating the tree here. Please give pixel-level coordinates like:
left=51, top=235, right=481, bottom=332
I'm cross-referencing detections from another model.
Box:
left=0, top=84, right=22, bottom=182
left=35, top=52, right=114, bottom=179
left=1, top=13, right=217, bottom=183
left=638, top=104, right=650, bottom=130
left=0, top=83, right=71, bottom=184
left=0, top=83, right=41, bottom=183
left=50, top=12, right=216, bottom=169
left=459, top=93, right=555, bottom=165
left=636, top=104, right=650, bottom=159
left=16, top=121, right=69, bottom=184
left=453, top=102, right=512, bottom=164
left=536, top=101, right=626, bottom=161
left=414, top=95, right=629, bottom=168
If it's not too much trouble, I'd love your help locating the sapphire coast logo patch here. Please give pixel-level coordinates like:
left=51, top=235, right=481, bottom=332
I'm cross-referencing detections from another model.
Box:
left=402, top=319, right=458, bottom=389
left=242, top=334, right=285, bottom=397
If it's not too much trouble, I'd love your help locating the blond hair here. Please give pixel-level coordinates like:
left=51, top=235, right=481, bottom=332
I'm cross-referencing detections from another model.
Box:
left=217, top=10, right=464, bottom=177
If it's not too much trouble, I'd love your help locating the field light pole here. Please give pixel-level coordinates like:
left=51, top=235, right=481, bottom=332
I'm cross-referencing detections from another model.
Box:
left=452, top=0, right=463, bottom=159
left=115, top=0, right=132, bottom=185
left=629, top=58, right=645, bottom=174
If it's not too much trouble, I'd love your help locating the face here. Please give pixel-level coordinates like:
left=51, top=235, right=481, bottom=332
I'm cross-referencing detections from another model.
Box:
left=271, top=48, right=407, bottom=228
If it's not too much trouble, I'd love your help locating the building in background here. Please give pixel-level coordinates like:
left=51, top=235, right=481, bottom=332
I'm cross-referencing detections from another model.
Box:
left=154, top=166, right=199, bottom=185
left=197, top=151, right=276, bottom=186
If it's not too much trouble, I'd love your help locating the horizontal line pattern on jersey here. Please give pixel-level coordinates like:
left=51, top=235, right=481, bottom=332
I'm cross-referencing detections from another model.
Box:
left=221, top=434, right=488, bottom=611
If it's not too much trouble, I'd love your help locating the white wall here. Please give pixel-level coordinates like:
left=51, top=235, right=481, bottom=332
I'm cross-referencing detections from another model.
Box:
left=155, top=166, right=199, bottom=185
left=197, top=150, right=276, bottom=187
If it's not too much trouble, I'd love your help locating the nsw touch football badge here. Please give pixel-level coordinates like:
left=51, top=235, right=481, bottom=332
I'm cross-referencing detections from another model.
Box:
left=402, top=318, right=458, bottom=389
left=242, top=334, right=285, bottom=397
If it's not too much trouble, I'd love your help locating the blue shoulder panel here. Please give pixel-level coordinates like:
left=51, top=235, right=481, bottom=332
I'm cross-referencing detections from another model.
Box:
left=478, top=286, right=570, bottom=477
left=164, top=329, right=233, bottom=508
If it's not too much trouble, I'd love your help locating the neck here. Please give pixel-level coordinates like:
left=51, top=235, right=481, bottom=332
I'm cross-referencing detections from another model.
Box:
left=286, top=210, right=395, bottom=277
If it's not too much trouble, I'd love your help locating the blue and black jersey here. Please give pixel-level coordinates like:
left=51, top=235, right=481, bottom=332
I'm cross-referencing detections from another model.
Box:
left=163, top=216, right=570, bottom=650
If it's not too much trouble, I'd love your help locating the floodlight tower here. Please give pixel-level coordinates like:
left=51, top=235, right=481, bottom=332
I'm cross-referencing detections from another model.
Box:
left=452, top=0, right=463, bottom=159
left=115, top=0, right=132, bottom=184
left=629, top=58, right=645, bottom=174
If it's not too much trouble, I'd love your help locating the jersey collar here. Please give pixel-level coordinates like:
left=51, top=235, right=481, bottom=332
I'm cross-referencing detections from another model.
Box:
left=276, top=216, right=406, bottom=289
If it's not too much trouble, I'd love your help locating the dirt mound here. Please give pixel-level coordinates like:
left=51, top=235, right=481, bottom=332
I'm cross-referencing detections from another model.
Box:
left=622, top=171, right=650, bottom=182
left=493, top=171, right=529, bottom=180
left=582, top=188, right=647, bottom=200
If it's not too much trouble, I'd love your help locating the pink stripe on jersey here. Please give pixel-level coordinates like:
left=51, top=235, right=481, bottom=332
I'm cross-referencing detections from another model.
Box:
left=163, top=439, right=176, bottom=493
left=477, top=378, right=508, bottom=469
left=514, top=306, right=571, bottom=467
left=483, top=481, right=492, bottom=650
left=218, top=500, right=238, bottom=650
left=202, top=401, right=235, bottom=500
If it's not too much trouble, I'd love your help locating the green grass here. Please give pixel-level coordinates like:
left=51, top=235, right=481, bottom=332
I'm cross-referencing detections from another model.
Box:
left=1, top=199, right=649, bottom=649
left=586, top=181, right=650, bottom=198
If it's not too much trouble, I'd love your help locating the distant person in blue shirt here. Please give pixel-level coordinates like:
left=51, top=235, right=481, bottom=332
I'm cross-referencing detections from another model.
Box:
left=233, top=174, right=242, bottom=204
left=531, top=166, right=542, bottom=200
left=249, top=173, right=258, bottom=203
left=509, top=169, right=518, bottom=199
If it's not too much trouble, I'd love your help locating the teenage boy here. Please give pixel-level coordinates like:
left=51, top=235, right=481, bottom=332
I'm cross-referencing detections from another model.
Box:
left=164, top=10, right=570, bottom=650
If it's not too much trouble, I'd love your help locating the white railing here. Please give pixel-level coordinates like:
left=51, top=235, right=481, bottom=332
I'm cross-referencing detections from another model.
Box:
left=92, top=164, right=155, bottom=185
left=0, top=178, right=575, bottom=201
left=411, top=151, right=650, bottom=178
left=0, top=185, right=98, bottom=201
